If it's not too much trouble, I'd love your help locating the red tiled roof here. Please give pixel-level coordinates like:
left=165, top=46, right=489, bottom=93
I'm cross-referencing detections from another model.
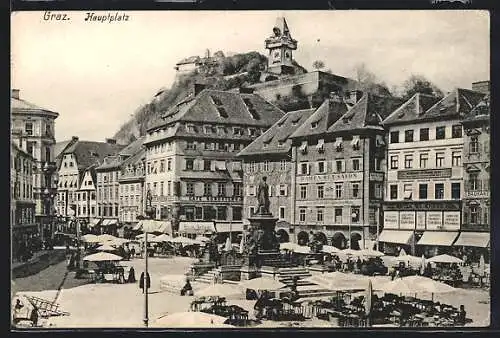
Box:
left=64, top=141, right=126, bottom=171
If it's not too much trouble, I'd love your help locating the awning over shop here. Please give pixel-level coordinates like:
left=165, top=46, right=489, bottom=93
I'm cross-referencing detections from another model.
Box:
left=417, top=231, right=459, bottom=246
left=88, top=219, right=101, bottom=228
left=137, top=220, right=172, bottom=234
left=378, top=230, right=414, bottom=245
left=179, top=221, right=216, bottom=235
left=453, top=232, right=490, bottom=248
left=215, top=222, right=244, bottom=233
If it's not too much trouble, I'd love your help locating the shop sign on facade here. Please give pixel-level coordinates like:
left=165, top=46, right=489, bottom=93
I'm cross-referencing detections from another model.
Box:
left=443, top=211, right=460, bottom=230
left=400, top=211, right=415, bottom=229
left=416, top=211, right=426, bottom=230
left=426, top=211, right=443, bottom=229
left=383, top=211, right=399, bottom=229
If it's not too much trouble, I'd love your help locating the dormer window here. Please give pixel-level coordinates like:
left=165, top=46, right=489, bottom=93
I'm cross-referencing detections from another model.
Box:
left=233, top=127, right=242, bottom=135
left=311, top=121, right=318, bottom=129
left=335, top=137, right=343, bottom=152
left=249, top=128, right=256, bottom=137
left=218, top=126, right=227, bottom=134
left=375, top=135, right=385, bottom=147
left=204, top=125, right=212, bottom=134
left=187, top=124, right=197, bottom=133
left=278, top=140, right=285, bottom=147
left=291, top=116, right=301, bottom=126
left=316, top=139, right=324, bottom=153
left=186, top=141, right=196, bottom=150
left=243, top=98, right=260, bottom=120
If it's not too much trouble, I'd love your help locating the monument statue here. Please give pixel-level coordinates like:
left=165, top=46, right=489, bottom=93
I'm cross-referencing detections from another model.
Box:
left=256, top=176, right=270, bottom=214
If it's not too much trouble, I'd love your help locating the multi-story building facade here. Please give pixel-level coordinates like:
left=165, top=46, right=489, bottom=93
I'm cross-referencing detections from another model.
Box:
left=118, top=148, right=146, bottom=225
left=289, top=93, right=403, bottom=250
left=143, top=85, right=285, bottom=238
left=237, top=108, right=316, bottom=243
left=56, top=139, right=125, bottom=228
left=381, top=89, right=486, bottom=256
left=11, top=89, right=59, bottom=239
left=456, top=83, right=490, bottom=262
left=11, top=142, right=37, bottom=248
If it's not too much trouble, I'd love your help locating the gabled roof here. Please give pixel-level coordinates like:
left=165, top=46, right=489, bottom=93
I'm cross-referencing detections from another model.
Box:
left=11, top=96, right=58, bottom=116
left=151, top=89, right=285, bottom=131
left=290, top=99, right=349, bottom=139
left=79, top=164, right=98, bottom=188
left=328, top=94, right=404, bottom=133
left=63, top=141, right=126, bottom=171
left=119, top=136, right=145, bottom=156
left=121, top=148, right=146, bottom=168
left=54, top=140, right=73, bottom=159
left=382, top=93, right=441, bottom=126
left=237, top=108, right=316, bottom=157
left=463, top=94, right=490, bottom=124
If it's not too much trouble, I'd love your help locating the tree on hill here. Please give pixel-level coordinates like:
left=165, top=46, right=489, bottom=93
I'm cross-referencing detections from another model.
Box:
left=354, top=63, right=392, bottom=97
left=401, top=74, right=444, bottom=100
left=312, top=60, right=325, bottom=70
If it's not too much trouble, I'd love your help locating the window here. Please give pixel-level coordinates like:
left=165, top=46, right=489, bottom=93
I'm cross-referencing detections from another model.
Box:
left=195, top=207, right=203, bottom=220
left=451, top=183, right=461, bottom=199
left=167, top=181, right=171, bottom=196
left=336, top=160, right=344, bottom=173
left=160, top=160, right=165, bottom=173
left=469, top=173, right=479, bottom=190
left=404, top=154, right=413, bottom=169
left=299, top=208, right=306, bottom=222
left=470, top=137, right=479, bottom=153
left=436, top=126, right=446, bottom=140
left=375, top=158, right=382, bottom=171
left=263, top=160, right=270, bottom=172
left=317, top=161, right=326, bottom=174
left=300, top=185, right=307, bottom=199
left=233, top=127, right=242, bottom=136
left=317, top=184, right=324, bottom=199
left=353, top=159, right=360, bottom=171
left=186, top=141, right=196, bottom=150
left=390, top=131, right=399, bottom=143
left=185, top=158, right=194, bottom=170
left=334, top=208, right=342, bottom=223
left=280, top=160, right=287, bottom=171
left=279, top=207, right=285, bottom=219
left=452, top=125, right=462, bottom=138
left=300, top=162, right=308, bottom=175
left=351, top=207, right=360, bottom=223
left=374, top=183, right=382, bottom=199
left=204, top=142, right=214, bottom=151
left=420, top=153, right=428, bottom=168
left=405, top=130, right=414, bottom=142
left=249, top=207, right=255, bottom=217
left=26, top=141, right=35, bottom=157
left=45, top=147, right=51, bottom=162
left=167, top=158, right=172, bottom=171
left=352, top=183, right=360, bottom=198
left=160, top=182, right=164, bottom=196
left=203, top=183, right=212, bottom=196
left=186, top=182, right=194, bottom=196
left=403, top=184, right=413, bottom=200
left=234, top=183, right=242, bottom=196
left=335, top=183, right=343, bottom=198
left=419, top=184, right=428, bottom=199
left=316, top=208, right=324, bottom=222
left=390, top=185, right=398, bottom=200
left=420, top=128, right=429, bottom=141
left=311, top=121, right=318, bottom=129
left=435, top=183, right=444, bottom=199
left=185, top=207, right=195, bottom=221
left=435, top=152, right=445, bottom=167
left=248, top=185, right=256, bottom=196
left=470, top=206, right=479, bottom=224
left=452, top=152, right=462, bottom=166
left=278, top=184, right=287, bottom=196
left=25, top=122, right=33, bottom=136
left=390, top=156, right=398, bottom=169
left=217, top=182, right=226, bottom=197
left=232, top=207, right=242, bottom=221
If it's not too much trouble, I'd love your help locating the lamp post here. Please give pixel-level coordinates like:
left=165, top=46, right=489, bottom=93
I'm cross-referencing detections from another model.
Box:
left=142, top=189, right=154, bottom=328
left=42, top=162, right=56, bottom=242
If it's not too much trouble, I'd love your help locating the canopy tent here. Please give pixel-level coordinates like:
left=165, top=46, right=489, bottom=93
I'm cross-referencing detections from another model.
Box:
left=453, top=232, right=490, bottom=248
left=378, top=275, right=456, bottom=296
left=417, top=232, right=459, bottom=246
left=81, top=234, right=99, bottom=243
left=306, top=272, right=377, bottom=291
left=321, top=245, right=341, bottom=254
left=136, top=220, right=172, bottom=234
left=196, top=235, right=211, bottom=242
left=341, top=248, right=363, bottom=256
left=280, top=242, right=300, bottom=251
left=377, top=230, right=413, bottom=245
left=97, top=234, right=117, bottom=243
left=109, top=237, right=130, bottom=246
left=88, top=219, right=101, bottom=228
left=149, top=234, right=172, bottom=243
left=83, top=252, right=123, bottom=262
left=239, top=277, right=287, bottom=290
left=358, top=249, right=385, bottom=258
left=391, top=254, right=423, bottom=267
left=169, top=236, right=199, bottom=245
left=293, top=246, right=312, bottom=254
left=96, top=244, right=118, bottom=252
left=136, top=233, right=157, bottom=240
left=427, top=254, right=463, bottom=264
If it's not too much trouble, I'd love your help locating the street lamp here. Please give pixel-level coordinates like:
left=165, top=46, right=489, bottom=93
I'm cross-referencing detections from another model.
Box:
left=142, top=189, right=154, bottom=328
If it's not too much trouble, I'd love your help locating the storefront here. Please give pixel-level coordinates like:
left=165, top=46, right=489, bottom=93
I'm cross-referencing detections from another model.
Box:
left=179, top=221, right=216, bottom=239
left=377, top=229, right=414, bottom=255
left=215, top=221, right=244, bottom=243
left=453, top=231, right=490, bottom=263
left=416, top=231, right=459, bottom=257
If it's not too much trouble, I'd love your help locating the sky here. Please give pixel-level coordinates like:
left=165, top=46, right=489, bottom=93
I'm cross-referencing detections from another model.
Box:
left=11, top=10, right=490, bottom=143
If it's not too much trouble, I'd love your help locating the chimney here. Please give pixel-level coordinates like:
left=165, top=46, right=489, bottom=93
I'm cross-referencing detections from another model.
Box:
left=193, top=83, right=207, bottom=96
left=105, top=138, right=117, bottom=144
left=472, top=81, right=490, bottom=95
left=344, top=90, right=363, bottom=105
left=12, top=89, right=20, bottom=99
left=238, top=87, right=254, bottom=94
left=71, top=136, right=79, bottom=142
left=329, top=91, right=343, bottom=103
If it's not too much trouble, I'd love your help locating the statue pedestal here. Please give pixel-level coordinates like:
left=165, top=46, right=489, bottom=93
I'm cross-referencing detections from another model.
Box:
left=240, top=265, right=259, bottom=281
left=248, top=213, right=279, bottom=252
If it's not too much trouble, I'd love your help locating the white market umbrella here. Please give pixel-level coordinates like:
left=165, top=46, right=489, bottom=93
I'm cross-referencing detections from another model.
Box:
left=110, top=237, right=130, bottom=246
left=307, top=272, right=370, bottom=291
left=393, top=254, right=422, bottom=267
left=96, top=244, right=118, bottom=252
left=196, top=236, right=211, bottom=242
left=239, top=277, right=287, bottom=290
left=359, top=249, right=385, bottom=258
left=97, top=234, right=118, bottom=243
left=81, top=234, right=99, bottom=243
left=196, top=284, right=244, bottom=298
left=321, top=245, right=341, bottom=254
left=478, top=254, right=486, bottom=277
left=239, top=236, right=245, bottom=254
left=379, top=275, right=455, bottom=300
left=149, top=234, right=171, bottom=243
left=399, top=248, right=407, bottom=256
left=153, top=312, right=230, bottom=328
left=420, top=255, right=426, bottom=275
left=341, top=248, right=361, bottom=256
left=224, top=237, right=232, bottom=251
left=136, top=233, right=157, bottom=240
left=294, top=246, right=312, bottom=254
left=427, top=254, right=463, bottom=264
left=83, top=252, right=123, bottom=262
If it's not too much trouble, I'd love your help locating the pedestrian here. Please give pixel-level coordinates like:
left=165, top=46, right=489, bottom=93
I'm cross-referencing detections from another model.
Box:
left=30, top=307, right=38, bottom=327
left=139, top=272, right=151, bottom=293
left=128, top=266, right=136, bottom=283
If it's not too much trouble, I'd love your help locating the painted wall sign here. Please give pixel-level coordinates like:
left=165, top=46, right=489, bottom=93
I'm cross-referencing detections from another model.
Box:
left=383, top=211, right=399, bottom=229
left=399, top=211, right=416, bottom=229
left=397, top=168, right=452, bottom=180
left=296, top=172, right=363, bottom=183
left=416, top=211, right=426, bottom=230
left=426, top=211, right=443, bottom=230
left=443, top=211, right=460, bottom=230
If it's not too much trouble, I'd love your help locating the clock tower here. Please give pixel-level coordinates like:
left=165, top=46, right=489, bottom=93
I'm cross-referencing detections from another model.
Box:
left=265, top=17, right=298, bottom=76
